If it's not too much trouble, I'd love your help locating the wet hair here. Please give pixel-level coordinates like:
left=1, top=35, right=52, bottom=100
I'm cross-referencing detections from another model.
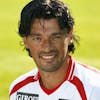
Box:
left=18, top=0, right=79, bottom=56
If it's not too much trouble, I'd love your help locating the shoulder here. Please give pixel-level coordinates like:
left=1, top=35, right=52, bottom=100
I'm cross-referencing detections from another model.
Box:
left=74, top=61, right=100, bottom=99
left=9, top=69, right=38, bottom=95
left=75, top=62, right=100, bottom=83
left=69, top=56, right=100, bottom=85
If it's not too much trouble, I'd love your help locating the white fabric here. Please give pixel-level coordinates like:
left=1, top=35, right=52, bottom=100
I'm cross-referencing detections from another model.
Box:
left=9, top=57, right=100, bottom=100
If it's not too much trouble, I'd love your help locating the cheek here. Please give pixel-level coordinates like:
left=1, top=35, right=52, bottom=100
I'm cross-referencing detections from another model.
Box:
left=61, top=38, right=69, bottom=49
left=28, top=43, right=39, bottom=57
left=64, top=42, right=69, bottom=50
left=56, top=42, right=68, bottom=54
left=64, top=38, right=69, bottom=48
left=58, top=39, right=69, bottom=56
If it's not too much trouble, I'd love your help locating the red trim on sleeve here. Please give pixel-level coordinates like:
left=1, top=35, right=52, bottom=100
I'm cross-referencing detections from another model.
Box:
left=10, top=76, right=36, bottom=96
left=69, top=76, right=87, bottom=100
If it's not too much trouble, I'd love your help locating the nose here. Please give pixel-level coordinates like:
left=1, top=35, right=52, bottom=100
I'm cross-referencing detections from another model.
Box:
left=41, top=39, right=53, bottom=53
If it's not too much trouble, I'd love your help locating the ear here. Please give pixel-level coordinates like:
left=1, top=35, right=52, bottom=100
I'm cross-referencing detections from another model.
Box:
left=23, top=37, right=29, bottom=49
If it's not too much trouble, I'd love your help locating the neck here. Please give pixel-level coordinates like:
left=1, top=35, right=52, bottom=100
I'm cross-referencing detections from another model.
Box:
left=39, top=55, right=70, bottom=90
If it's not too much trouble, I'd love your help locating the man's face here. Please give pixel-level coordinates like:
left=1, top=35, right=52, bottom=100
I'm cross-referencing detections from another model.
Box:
left=23, top=18, right=71, bottom=72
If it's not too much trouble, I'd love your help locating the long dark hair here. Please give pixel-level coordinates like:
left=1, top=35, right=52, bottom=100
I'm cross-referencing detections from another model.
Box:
left=18, top=0, right=79, bottom=56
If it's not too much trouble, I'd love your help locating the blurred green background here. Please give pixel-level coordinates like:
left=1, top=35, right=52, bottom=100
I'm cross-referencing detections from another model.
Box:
left=0, top=0, right=100, bottom=99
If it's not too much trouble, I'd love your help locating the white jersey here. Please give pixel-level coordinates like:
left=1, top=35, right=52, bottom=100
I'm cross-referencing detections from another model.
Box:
left=9, top=56, right=100, bottom=100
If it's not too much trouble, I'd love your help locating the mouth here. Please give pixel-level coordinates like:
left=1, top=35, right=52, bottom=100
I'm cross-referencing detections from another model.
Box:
left=42, top=55, right=55, bottom=59
left=40, top=53, right=57, bottom=62
left=39, top=49, right=58, bottom=63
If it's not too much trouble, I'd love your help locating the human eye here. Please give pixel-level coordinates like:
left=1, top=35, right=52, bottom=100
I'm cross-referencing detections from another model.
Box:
left=32, top=36, right=41, bottom=42
left=29, top=33, right=42, bottom=42
left=52, top=34, right=62, bottom=41
left=55, top=35, right=62, bottom=38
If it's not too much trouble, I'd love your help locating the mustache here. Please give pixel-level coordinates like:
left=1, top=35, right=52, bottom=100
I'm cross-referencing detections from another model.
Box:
left=39, top=49, right=58, bottom=56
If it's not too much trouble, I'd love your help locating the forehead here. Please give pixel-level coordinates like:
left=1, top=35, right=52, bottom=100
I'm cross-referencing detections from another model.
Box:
left=30, top=18, right=61, bottom=34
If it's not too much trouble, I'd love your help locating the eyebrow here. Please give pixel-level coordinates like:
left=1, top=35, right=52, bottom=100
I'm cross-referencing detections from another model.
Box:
left=52, top=31, right=66, bottom=37
left=29, top=31, right=64, bottom=37
left=30, top=33, right=42, bottom=36
left=52, top=32, right=62, bottom=35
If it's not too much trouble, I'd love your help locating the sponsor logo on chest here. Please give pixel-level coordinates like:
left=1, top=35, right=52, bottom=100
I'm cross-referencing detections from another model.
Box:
left=16, top=92, right=39, bottom=100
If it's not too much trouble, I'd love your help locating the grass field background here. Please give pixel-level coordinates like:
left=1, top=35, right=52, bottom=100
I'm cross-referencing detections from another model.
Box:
left=0, top=0, right=100, bottom=99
